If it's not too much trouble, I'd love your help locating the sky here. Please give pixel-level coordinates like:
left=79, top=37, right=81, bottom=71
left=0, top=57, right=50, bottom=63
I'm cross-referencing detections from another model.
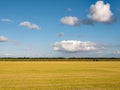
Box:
left=0, top=0, right=120, bottom=57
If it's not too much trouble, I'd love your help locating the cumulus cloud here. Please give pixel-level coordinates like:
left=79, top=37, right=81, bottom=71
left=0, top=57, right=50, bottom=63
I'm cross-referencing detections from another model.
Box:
left=53, top=40, right=104, bottom=52
left=20, top=21, right=40, bottom=30
left=0, top=36, right=9, bottom=42
left=0, top=36, right=18, bottom=45
left=88, top=1, right=113, bottom=23
left=0, top=18, right=12, bottom=22
left=61, top=16, right=80, bottom=26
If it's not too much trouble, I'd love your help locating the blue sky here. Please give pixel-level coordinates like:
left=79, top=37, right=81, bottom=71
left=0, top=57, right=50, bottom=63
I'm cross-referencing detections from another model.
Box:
left=0, top=0, right=120, bottom=57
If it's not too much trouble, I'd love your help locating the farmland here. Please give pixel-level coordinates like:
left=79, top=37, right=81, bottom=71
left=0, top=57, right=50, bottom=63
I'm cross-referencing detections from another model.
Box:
left=0, top=59, right=120, bottom=90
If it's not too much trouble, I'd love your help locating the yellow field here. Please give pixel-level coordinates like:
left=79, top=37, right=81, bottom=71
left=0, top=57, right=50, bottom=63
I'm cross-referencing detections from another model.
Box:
left=0, top=61, right=120, bottom=90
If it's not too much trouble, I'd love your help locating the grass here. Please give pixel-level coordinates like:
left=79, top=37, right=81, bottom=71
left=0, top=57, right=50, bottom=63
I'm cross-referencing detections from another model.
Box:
left=0, top=60, right=120, bottom=90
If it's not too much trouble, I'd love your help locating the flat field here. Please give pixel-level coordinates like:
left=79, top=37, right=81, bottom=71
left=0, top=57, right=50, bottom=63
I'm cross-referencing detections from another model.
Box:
left=0, top=60, right=120, bottom=90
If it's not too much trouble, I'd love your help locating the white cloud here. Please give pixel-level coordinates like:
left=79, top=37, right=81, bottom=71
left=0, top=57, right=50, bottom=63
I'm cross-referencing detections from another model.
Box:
left=0, top=18, right=12, bottom=22
left=61, top=16, right=79, bottom=26
left=3, top=53, right=12, bottom=56
left=67, top=8, right=72, bottom=12
left=88, top=1, right=113, bottom=23
left=53, top=40, right=103, bottom=52
left=20, top=21, right=40, bottom=30
left=10, top=40, right=19, bottom=45
left=24, top=48, right=32, bottom=51
left=0, top=36, right=9, bottom=42
left=57, top=32, right=64, bottom=37
left=113, top=50, right=120, bottom=54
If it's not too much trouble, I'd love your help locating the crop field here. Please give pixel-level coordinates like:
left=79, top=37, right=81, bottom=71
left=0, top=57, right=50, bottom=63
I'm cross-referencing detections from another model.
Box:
left=0, top=60, right=120, bottom=90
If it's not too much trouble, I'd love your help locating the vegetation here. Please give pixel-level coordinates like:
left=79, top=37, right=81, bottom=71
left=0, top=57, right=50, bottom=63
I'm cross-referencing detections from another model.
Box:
left=0, top=57, right=120, bottom=61
left=0, top=60, right=120, bottom=90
